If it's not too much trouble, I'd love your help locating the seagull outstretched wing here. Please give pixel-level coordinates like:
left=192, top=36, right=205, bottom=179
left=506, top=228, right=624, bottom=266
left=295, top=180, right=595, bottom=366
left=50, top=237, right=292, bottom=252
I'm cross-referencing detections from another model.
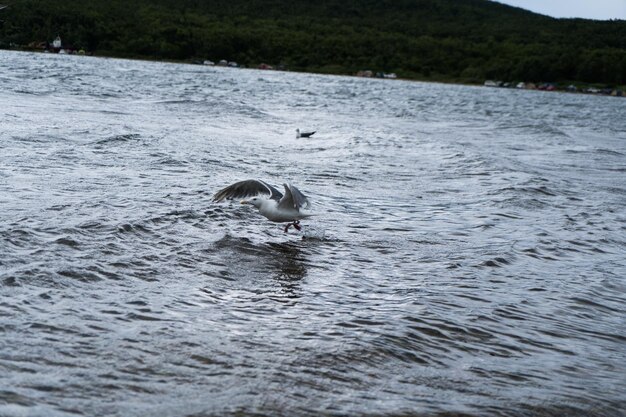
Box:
left=278, top=183, right=310, bottom=210
left=212, top=179, right=283, bottom=202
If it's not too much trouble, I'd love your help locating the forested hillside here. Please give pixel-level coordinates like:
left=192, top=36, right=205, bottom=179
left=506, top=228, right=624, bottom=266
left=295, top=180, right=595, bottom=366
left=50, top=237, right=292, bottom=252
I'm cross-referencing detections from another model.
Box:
left=1, top=0, right=625, bottom=85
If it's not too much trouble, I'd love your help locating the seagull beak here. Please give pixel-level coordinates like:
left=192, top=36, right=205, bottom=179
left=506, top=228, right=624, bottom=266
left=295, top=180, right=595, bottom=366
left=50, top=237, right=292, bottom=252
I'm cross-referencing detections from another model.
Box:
left=240, top=200, right=248, bottom=205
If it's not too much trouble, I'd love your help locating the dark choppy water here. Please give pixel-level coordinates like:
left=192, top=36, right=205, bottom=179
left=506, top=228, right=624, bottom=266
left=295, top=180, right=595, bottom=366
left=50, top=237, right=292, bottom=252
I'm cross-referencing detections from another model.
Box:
left=1, top=50, right=625, bottom=417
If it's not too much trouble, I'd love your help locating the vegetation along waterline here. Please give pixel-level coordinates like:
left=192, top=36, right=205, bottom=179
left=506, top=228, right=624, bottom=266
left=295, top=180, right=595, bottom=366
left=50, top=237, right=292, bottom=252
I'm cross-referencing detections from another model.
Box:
left=1, top=0, right=625, bottom=91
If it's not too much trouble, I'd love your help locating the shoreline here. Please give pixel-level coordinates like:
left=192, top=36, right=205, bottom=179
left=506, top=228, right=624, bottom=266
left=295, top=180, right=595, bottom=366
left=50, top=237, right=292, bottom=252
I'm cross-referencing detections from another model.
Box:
left=2, top=47, right=624, bottom=98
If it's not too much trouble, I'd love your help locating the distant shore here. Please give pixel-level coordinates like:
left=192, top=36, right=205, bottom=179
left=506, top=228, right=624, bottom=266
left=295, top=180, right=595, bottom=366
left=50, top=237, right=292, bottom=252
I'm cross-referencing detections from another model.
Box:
left=2, top=47, right=624, bottom=99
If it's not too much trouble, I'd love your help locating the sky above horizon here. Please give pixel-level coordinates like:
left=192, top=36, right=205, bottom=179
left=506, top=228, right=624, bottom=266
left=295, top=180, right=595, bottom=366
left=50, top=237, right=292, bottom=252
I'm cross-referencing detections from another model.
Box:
left=495, top=0, right=626, bottom=20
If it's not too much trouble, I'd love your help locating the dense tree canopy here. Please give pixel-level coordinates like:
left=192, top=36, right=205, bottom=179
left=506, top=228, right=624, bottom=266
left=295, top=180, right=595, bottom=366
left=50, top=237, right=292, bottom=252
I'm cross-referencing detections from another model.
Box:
left=1, top=0, right=625, bottom=85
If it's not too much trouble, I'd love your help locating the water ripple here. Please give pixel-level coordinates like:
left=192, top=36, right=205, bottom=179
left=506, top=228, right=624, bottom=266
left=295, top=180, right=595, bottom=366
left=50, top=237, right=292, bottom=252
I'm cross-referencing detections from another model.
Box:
left=0, top=50, right=624, bottom=417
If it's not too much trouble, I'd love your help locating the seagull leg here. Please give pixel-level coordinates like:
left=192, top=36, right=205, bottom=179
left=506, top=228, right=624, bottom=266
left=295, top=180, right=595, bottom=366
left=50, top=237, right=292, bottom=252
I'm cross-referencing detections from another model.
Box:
left=283, top=221, right=301, bottom=233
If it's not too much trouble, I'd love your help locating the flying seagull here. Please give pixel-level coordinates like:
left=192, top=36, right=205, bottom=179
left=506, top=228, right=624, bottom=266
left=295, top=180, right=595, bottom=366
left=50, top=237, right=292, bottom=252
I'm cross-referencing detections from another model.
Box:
left=213, top=179, right=312, bottom=232
left=296, top=129, right=315, bottom=138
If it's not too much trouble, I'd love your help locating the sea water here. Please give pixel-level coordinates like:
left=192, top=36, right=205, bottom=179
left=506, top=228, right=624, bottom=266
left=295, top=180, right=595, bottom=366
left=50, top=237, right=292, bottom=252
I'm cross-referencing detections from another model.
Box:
left=1, top=50, right=625, bottom=416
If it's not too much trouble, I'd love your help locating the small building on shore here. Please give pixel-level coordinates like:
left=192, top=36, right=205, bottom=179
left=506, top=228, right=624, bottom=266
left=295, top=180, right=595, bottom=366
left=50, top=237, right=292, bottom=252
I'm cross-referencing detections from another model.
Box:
left=52, top=36, right=62, bottom=51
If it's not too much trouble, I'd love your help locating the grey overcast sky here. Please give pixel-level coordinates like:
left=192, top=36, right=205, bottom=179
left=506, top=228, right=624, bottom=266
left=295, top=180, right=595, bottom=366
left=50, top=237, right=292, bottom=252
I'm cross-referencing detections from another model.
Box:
left=494, top=0, right=626, bottom=20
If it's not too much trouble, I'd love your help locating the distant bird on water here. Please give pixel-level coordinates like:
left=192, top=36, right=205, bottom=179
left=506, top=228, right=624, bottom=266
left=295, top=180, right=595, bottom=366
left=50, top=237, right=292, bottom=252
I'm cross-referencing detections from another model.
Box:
left=296, top=128, right=316, bottom=138
left=213, top=179, right=312, bottom=232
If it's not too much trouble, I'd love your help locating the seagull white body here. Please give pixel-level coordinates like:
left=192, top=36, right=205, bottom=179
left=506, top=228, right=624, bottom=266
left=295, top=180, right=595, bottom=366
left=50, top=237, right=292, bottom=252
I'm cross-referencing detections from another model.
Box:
left=296, top=128, right=316, bottom=138
left=244, top=196, right=312, bottom=223
left=213, top=179, right=313, bottom=231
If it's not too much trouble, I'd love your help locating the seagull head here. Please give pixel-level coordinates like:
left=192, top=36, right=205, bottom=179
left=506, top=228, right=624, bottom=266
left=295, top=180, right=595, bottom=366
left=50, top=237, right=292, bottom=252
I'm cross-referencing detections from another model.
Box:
left=241, top=196, right=263, bottom=208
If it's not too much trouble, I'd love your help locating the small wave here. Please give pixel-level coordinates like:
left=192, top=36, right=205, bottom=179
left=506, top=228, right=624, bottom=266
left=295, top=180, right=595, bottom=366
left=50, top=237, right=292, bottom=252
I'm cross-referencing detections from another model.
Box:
left=151, top=155, right=189, bottom=167
left=98, top=109, right=129, bottom=115
left=498, top=186, right=557, bottom=197
left=595, top=148, right=624, bottom=156
left=93, top=133, right=141, bottom=145
left=492, top=212, right=522, bottom=219
left=212, top=234, right=256, bottom=252
left=301, top=227, right=327, bottom=240
left=2, top=276, right=20, bottom=287
left=13, top=88, right=54, bottom=96
left=477, top=256, right=513, bottom=268
left=510, top=122, right=571, bottom=137
left=57, top=268, right=102, bottom=282
left=53, top=237, right=80, bottom=248
left=116, top=223, right=153, bottom=235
